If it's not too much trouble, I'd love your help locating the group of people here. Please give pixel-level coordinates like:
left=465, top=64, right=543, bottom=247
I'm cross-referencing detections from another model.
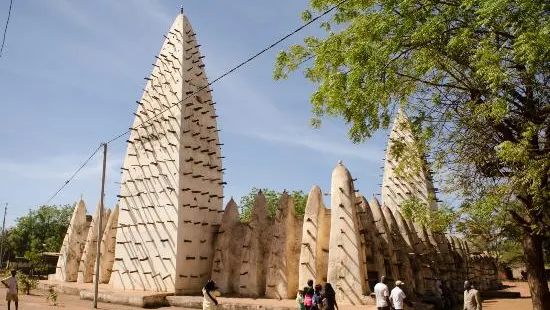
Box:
left=371, top=276, right=482, bottom=310
left=199, top=276, right=482, bottom=310
left=200, top=278, right=339, bottom=310
left=296, top=280, right=338, bottom=310
left=0, top=270, right=482, bottom=310
left=373, top=276, right=411, bottom=310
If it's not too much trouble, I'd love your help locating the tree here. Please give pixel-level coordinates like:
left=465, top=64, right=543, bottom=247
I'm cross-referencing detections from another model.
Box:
left=239, top=188, right=308, bottom=222
left=401, top=191, right=525, bottom=265
left=5, top=205, right=74, bottom=259
left=456, top=187, right=524, bottom=265
left=400, top=197, right=457, bottom=233
left=275, top=1, right=550, bottom=308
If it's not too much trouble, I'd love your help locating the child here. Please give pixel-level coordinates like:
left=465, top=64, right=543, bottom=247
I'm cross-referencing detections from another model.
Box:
left=202, top=279, right=220, bottom=310
left=303, top=279, right=314, bottom=310
left=296, top=290, right=305, bottom=310
left=1, top=270, right=18, bottom=310
left=312, top=284, right=323, bottom=310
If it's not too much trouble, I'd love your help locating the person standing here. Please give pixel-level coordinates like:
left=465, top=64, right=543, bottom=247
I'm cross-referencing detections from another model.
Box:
left=463, top=280, right=482, bottom=310
left=322, top=283, right=338, bottom=310
left=374, top=276, right=391, bottom=310
left=389, top=280, right=408, bottom=310
left=303, top=279, right=315, bottom=310
left=202, top=279, right=220, bottom=310
left=312, top=284, right=323, bottom=310
left=296, top=290, right=305, bottom=310
left=1, top=270, right=18, bottom=310
left=441, top=280, right=454, bottom=309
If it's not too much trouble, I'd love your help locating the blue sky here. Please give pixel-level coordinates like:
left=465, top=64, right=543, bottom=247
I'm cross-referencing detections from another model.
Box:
left=0, top=0, right=391, bottom=226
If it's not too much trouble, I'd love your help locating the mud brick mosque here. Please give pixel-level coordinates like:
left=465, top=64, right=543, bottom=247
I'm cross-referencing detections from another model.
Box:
left=50, top=9, right=501, bottom=305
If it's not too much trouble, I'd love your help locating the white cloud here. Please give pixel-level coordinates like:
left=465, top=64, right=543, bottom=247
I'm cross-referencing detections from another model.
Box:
left=205, top=56, right=385, bottom=162
left=0, top=151, right=123, bottom=182
left=248, top=130, right=384, bottom=162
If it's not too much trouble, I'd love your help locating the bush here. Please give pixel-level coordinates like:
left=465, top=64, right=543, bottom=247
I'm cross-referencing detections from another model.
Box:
left=16, top=273, right=38, bottom=295
left=0, top=270, right=39, bottom=295
left=47, top=286, right=58, bottom=305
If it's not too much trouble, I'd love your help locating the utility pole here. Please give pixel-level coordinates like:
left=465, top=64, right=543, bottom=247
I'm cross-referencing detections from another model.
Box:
left=93, top=143, right=107, bottom=308
left=0, top=203, right=6, bottom=269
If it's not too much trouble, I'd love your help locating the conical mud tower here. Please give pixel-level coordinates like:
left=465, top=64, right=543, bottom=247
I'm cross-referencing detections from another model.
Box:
left=54, top=199, right=89, bottom=282
left=327, top=162, right=369, bottom=304
left=298, top=186, right=330, bottom=288
left=77, top=203, right=110, bottom=283
left=211, top=199, right=243, bottom=294
left=381, top=109, right=437, bottom=212
left=100, top=205, right=120, bottom=284
left=112, top=9, right=223, bottom=293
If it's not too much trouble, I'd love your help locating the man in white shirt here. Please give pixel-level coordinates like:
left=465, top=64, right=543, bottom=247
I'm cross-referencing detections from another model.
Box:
left=463, top=281, right=481, bottom=310
left=390, top=280, right=407, bottom=310
left=1, top=270, right=18, bottom=310
left=374, top=276, right=391, bottom=310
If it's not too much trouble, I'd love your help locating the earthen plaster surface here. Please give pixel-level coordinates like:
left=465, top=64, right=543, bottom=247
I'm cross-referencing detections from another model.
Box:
left=55, top=200, right=89, bottom=282
left=327, top=163, right=369, bottom=305
left=265, top=193, right=302, bottom=299
left=112, top=11, right=223, bottom=293
left=77, top=204, right=109, bottom=283
left=298, top=186, right=330, bottom=289
left=100, top=206, right=120, bottom=284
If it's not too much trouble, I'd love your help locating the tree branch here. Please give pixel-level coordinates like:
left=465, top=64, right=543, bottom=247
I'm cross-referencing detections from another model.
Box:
left=508, top=209, right=532, bottom=233
left=395, top=72, right=470, bottom=91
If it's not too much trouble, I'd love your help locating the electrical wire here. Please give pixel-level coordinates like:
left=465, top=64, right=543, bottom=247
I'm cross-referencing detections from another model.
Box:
left=0, top=0, right=13, bottom=57
left=44, top=0, right=349, bottom=203
left=106, top=0, right=348, bottom=144
left=44, top=144, right=103, bottom=205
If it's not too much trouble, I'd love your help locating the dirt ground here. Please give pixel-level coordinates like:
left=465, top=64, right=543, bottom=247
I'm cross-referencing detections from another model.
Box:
left=0, top=290, right=194, bottom=310
left=0, top=281, right=534, bottom=310
left=483, top=281, right=533, bottom=310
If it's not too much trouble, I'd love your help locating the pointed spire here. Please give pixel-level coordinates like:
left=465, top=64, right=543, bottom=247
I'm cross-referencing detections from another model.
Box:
left=180, top=5, right=184, bottom=14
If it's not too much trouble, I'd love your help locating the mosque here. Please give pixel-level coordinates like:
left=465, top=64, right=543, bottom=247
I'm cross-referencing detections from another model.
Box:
left=51, top=9, right=500, bottom=305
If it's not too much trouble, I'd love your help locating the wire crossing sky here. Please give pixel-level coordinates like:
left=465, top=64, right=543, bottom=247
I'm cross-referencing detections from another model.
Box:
left=0, top=1, right=389, bottom=226
left=41, top=0, right=350, bottom=206
left=0, top=0, right=14, bottom=57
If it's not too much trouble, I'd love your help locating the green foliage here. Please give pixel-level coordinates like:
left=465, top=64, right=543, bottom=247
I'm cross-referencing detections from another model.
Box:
left=239, top=188, right=308, bottom=223
left=1, top=270, right=39, bottom=295
left=456, top=187, right=524, bottom=264
left=499, top=239, right=524, bottom=265
left=275, top=0, right=550, bottom=233
left=400, top=190, right=524, bottom=263
left=47, top=286, right=58, bottom=305
left=16, top=273, right=38, bottom=295
left=290, top=190, right=308, bottom=218
left=277, top=2, right=549, bottom=301
left=23, top=251, right=41, bottom=265
left=6, top=205, right=73, bottom=258
left=239, top=188, right=279, bottom=222
left=400, top=198, right=457, bottom=233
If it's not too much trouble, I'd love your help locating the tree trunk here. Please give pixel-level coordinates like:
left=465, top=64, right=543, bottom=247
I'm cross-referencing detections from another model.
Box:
left=523, top=233, right=550, bottom=310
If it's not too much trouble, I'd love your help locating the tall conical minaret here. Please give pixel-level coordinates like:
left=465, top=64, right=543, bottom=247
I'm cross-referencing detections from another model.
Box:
left=381, top=109, right=437, bottom=212
left=111, top=9, right=223, bottom=293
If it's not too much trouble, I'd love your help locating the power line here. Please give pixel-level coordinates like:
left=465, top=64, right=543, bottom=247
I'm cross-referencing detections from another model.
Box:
left=106, top=0, right=348, bottom=144
left=0, top=0, right=13, bottom=57
left=44, top=144, right=103, bottom=205
left=44, top=0, right=349, bottom=203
